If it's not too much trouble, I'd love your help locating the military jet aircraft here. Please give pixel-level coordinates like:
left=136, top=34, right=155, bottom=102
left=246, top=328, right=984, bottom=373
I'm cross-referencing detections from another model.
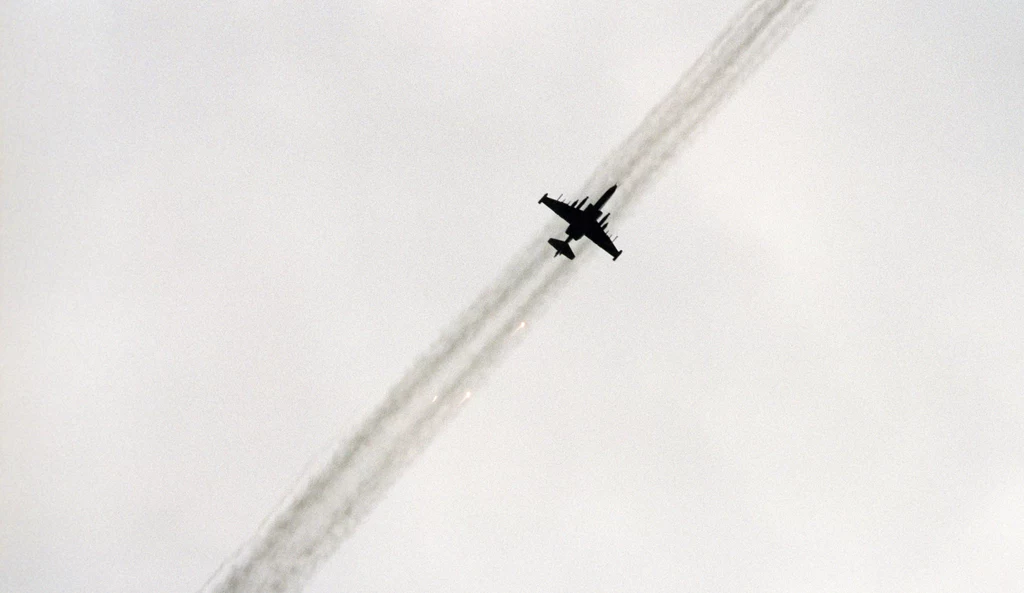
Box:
left=539, top=184, right=622, bottom=261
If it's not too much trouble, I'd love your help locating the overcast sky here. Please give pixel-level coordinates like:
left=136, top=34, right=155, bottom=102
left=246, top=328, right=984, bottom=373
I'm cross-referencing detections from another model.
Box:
left=2, top=1, right=1023, bottom=592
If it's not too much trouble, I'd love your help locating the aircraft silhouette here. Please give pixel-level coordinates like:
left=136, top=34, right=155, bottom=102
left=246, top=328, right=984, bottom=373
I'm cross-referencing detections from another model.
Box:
left=539, top=184, right=622, bottom=261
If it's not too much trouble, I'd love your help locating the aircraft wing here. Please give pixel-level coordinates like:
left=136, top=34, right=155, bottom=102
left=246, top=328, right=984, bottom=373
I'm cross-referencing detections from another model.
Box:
left=539, top=196, right=582, bottom=225
left=582, top=221, right=622, bottom=260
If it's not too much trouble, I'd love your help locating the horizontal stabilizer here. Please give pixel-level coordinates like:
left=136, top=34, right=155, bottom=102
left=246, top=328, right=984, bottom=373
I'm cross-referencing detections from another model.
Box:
left=547, top=238, right=576, bottom=260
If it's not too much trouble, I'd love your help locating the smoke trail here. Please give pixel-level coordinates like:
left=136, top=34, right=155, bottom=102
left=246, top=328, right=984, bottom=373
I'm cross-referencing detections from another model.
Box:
left=201, top=1, right=816, bottom=591
left=201, top=244, right=552, bottom=592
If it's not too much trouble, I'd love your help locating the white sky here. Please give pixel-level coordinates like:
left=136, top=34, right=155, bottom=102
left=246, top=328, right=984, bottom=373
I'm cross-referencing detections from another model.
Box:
left=2, top=1, right=1022, bottom=592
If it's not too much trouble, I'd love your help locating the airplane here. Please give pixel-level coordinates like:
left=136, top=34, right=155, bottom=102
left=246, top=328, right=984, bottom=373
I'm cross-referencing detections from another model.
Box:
left=538, top=184, right=622, bottom=261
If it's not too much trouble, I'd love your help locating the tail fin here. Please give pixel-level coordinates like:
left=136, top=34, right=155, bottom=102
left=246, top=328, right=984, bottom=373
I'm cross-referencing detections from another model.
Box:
left=547, top=238, right=576, bottom=260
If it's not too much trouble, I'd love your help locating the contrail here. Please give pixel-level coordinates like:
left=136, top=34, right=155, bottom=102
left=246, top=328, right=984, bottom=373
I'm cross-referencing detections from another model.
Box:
left=200, top=1, right=816, bottom=591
